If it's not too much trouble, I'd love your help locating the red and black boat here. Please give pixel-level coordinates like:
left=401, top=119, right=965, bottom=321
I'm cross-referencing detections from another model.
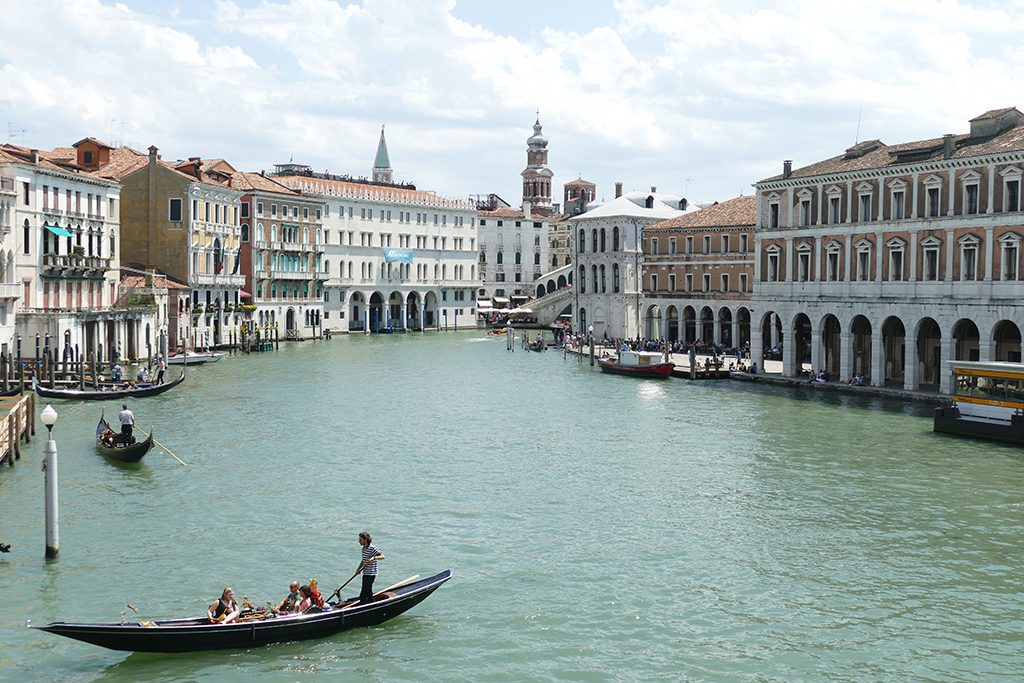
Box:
left=598, top=350, right=675, bottom=378
left=30, top=571, right=451, bottom=653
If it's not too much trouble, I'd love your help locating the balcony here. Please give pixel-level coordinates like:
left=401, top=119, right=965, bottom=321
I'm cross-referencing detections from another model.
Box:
left=0, top=282, right=18, bottom=299
left=270, top=270, right=313, bottom=280
left=191, top=272, right=245, bottom=287
left=41, top=253, right=108, bottom=276
left=0, top=177, right=15, bottom=195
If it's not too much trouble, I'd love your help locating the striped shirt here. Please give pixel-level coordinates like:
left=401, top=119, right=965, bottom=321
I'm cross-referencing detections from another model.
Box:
left=361, top=544, right=381, bottom=576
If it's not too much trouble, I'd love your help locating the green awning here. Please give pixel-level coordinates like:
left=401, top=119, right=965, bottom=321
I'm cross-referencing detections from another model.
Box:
left=45, top=224, right=73, bottom=237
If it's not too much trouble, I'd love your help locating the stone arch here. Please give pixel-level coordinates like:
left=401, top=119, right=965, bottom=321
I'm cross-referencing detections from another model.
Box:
left=699, top=306, right=714, bottom=343
left=683, top=306, right=697, bottom=343
left=536, top=283, right=547, bottom=297
left=992, top=320, right=1022, bottom=362
left=792, top=312, right=812, bottom=375
left=406, top=291, right=421, bottom=329
left=557, top=274, right=567, bottom=289
left=388, top=290, right=404, bottom=329
left=850, top=315, right=872, bottom=379
left=718, top=307, right=733, bottom=347
left=666, top=305, right=679, bottom=342
left=820, top=313, right=841, bottom=377
left=952, top=318, right=980, bottom=361
left=368, top=291, right=385, bottom=333
left=915, top=317, right=942, bottom=389
left=424, top=291, right=438, bottom=329
left=736, top=307, right=751, bottom=349
left=881, top=316, right=906, bottom=386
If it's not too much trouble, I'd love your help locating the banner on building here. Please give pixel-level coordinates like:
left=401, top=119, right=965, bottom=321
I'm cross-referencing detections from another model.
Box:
left=383, top=248, right=414, bottom=264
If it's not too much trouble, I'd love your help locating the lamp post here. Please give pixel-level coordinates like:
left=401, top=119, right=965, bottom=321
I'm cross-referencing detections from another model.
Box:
left=40, top=404, right=59, bottom=559
left=588, top=324, right=595, bottom=366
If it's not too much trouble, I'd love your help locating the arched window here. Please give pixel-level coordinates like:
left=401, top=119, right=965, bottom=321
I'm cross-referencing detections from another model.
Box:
left=109, top=229, right=115, bottom=257
left=497, top=251, right=503, bottom=265
left=515, top=251, right=521, bottom=265
left=303, top=227, right=309, bottom=243
left=241, top=223, right=250, bottom=242
left=600, top=228, right=606, bottom=252
left=257, top=222, right=264, bottom=241
left=579, top=265, right=586, bottom=293
left=613, top=227, right=620, bottom=251
left=578, top=228, right=585, bottom=253
left=600, top=264, right=606, bottom=292
left=271, top=224, right=277, bottom=241
left=23, top=219, right=30, bottom=255
left=613, top=264, right=620, bottom=293
left=592, top=265, right=598, bottom=293
left=534, top=252, right=540, bottom=265
left=592, top=229, right=598, bottom=252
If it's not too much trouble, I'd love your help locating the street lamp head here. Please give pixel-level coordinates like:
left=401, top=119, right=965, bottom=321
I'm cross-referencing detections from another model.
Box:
left=41, top=404, right=57, bottom=433
left=588, top=325, right=594, bottom=334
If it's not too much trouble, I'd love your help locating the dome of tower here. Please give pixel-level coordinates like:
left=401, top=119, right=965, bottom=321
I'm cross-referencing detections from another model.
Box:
left=527, top=118, right=548, bottom=148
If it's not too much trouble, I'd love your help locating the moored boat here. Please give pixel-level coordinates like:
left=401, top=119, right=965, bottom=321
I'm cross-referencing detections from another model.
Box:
left=95, top=416, right=154, bottom=463
left=30, top=570, right=451, bottom=652
left=934, top=360, right=1024, bottom=443
left=34, top=370, right=185, bottom=401
left=598, top=350, right=675, bottom=378
left=167, top=351, right=223, bottom=365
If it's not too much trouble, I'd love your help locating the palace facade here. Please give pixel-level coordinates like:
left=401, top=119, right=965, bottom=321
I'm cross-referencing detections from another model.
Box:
left=751, top=107, right=1024, bottom=393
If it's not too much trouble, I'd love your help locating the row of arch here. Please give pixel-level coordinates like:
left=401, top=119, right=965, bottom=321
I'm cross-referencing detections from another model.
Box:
left=578, top=226, right=624, bottom=254
left=321, top=260, right=475, bottom=282
left=346, top=290, right=441, bottom=332
left=535, top=271, right=572, bottom=297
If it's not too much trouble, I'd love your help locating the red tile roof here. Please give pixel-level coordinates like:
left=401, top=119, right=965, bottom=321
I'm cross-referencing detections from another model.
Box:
left=647, top=195, right=755, bottom=230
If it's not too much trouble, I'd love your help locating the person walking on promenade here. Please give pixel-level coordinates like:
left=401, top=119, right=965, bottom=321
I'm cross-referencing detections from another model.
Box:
left=118, top=403, right=135, bottom=440
left=356, top=532, right=385, bottom=604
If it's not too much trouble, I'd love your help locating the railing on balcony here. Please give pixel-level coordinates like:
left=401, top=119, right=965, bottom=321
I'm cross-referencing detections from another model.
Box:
left=191, top=272, right=245, bottom=286
left=41, top=253, right=111, bottom=275
left=270, top=270, right=314, bottom=281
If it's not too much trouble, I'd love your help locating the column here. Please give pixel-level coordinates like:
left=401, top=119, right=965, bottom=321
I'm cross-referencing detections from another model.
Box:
left=840, top=330, right=853, bottom=382
left=814, top=236, right=822, bottom=281
left=944, top=228, right=954, bottom=282
left=713, top=315, right=722, bottom=345
left=786, top=187, right=793, bottom=227
left=816, top=183, right=823, bottom=226
left=980, top=334, right=995, bottom=362
left=939, top=335, right=954, bottom=395
left=875, top=232, right=884, bottom=282
left=809, top=323, right=820, bottom=375
left=947, top=169, right=956, bottom=215
left=770, top=313, right=779, bottom=348
left=782, top=319, right=796, bottom=377
left=400, top=302, right=407, bottom=331
left=784, top=237, right=792, bottom=283
left=903, top=337, right=917, bottom=391
left=877, top=177, right=886, bottom=221
left=870, top=329, right=884, bottom=386
left=750, top=328, right=763, bottom=374
left=911, top=173, right=919, bottom=219
left=987, top=164, right=996, bottom=214
left=731, top=319, right=739, bottom=351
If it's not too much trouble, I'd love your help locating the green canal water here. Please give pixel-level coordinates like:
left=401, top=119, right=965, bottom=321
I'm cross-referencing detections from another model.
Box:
left=1, top=332, right=1022, bottom=681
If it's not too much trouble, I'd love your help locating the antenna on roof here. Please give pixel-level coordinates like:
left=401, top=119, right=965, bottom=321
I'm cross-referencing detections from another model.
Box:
left=684, top=177, right=694, bottom=197
left=854, top=106, right=862, bottom=145
left=7, top=122, right=27, bottom=144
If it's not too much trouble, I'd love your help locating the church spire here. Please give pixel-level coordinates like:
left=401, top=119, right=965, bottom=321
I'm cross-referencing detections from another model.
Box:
left=372, top=125, right=393, bottom=184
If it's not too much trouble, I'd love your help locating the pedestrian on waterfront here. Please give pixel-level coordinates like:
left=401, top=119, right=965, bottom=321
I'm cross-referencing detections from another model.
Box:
left=156, top=354, right=166, bottom=385
left=357, top=532, right=385, bottom=604
left=112, top=362, right=123, bottom=383
left=118, top=403, right=135, bottom=440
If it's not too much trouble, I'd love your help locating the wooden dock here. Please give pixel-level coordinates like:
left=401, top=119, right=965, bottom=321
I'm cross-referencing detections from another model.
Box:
left=0, top=393, right=35, bottom=467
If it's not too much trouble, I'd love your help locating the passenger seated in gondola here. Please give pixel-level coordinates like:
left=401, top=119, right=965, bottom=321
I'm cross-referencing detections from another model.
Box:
left=277, top=581, right=300, bottom=613
left=208, top=587, right=240, bottom=624
left=308, top=579, right=325, bottom=610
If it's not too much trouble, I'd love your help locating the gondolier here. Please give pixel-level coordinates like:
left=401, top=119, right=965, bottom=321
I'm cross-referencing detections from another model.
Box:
left=156, top=354, right=166, bottom=385
left=357, top=532, right=385, bottom=604
left=118, top=403, right=135, bottom=439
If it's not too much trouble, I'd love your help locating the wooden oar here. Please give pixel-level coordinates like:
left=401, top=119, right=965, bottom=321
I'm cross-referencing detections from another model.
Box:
left=327, top=567, right=363, bottom=604
left=375, top=575, right=420, bottom=596
left=152, top=437, right=187, bottom=466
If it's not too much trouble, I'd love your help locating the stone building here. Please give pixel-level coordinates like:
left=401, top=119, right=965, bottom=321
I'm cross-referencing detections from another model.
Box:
left=752, top=107, right=1024, bottom=393
left=0, top=141, right=149, bottom=362
left=571, top=188, right=687, bottom=338
left=476, top=206, right=548, bottom=302
left=642, top=195, right=755, bottom=345
left=231, top=170, right=327, bottom=340
left=272, top=129, right=479, bottom=332
left=521, top=116, right=554, bottom=217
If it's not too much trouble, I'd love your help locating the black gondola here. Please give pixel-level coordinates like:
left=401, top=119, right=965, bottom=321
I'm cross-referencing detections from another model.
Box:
left=30, top=570, right=451, bottom=652
left=33, top=370, right=185, bottom=401
left=0, top=384, right=21, bottom=397
left=95, top=416, right=154, bottom=463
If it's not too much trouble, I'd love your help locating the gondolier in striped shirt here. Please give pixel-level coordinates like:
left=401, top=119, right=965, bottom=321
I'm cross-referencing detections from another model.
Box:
left=357, top=532, right=385, bottom=604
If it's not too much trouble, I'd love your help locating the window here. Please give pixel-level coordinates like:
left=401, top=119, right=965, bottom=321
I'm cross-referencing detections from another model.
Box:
left=722, top=235, right=730, bottom=253
left=965, top=184, right=979, bottom=215
left=768, top=251, right=780, bottom=282
left=740, top=234, right=748, bottom=253
left=612, top=226, right=620, bottom=251
left=703, top=273, right=711, bottom=292
left=241, top=202, right=250, bottom=218
left=685, top=236, right=693, bottom=254
left=859, top=194, right=871, bottom=222
left=769, top=202, right=780, bottom=228
left=669, top=237, right=677, bottom=254
left=651, top=238, right=659, bottom=254
left=829, top=196, right=841, bottom=224
left=578, top=228, right=586, bottom=253
left=927, top=187, right=941, bottom=217
left=703, top=235, right=711, bottom=254
left=740, top=273, right=748, bottom=292
left=685, top=274, right=693, bottom=291
left=960, top=239, right=978, bottom=281
left=924, top=245, right=939, bottom=281
left=857, top=248, right=870, bottom=281
left=169, top=198, right=182, bottom=221
left=888, top=242, right=904, bottom=281
left=892, top=190, right=905, bottom=219
left=1002, top=237, right=1020, bottom=280
left=613, top=264, right=620, bottom=293
left=1006, top=178, right=1020, bottom=212
left=800, top=199, right=811, bottom=226
left=827, top=247, right=840, bottom=281
left=720, top=274, right=729, bottom=292
left=669, top=274, right=676, bottom=292
left=241, top=224, right=249, bottom=242
left=271, top=204, right=277, bottom=217
left=798, top=250, right=810, bottom=281
left=650, top=274, right=658, bottom=291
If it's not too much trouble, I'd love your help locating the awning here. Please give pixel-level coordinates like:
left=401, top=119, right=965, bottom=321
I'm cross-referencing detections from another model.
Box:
left=478, top=299, right=492, bottom=307
left=493, top=296, right=510, bottom=304
left=45, top=224, right=73, bottom=237
left=239, top=290, right=252, bottom=298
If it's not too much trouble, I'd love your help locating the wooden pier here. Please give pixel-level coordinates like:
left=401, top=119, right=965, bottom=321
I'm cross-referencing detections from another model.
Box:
left=0, top=393, right=35, bottom=467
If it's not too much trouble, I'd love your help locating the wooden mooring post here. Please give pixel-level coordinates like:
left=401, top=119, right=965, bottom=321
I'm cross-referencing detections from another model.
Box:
left=0, top=394, right=34, bottom=468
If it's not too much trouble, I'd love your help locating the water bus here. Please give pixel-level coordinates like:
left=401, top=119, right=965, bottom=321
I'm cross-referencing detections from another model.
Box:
left=933, top=360, right=1024, bottom=443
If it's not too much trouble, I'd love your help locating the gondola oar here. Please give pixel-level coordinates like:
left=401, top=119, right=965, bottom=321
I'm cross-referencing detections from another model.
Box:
left=152, top=437, right=187, bottom=466
left=327, top=565, right=364, bottom=603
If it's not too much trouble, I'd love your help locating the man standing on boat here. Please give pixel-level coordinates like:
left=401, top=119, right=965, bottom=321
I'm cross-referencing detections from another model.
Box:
left=118, top=403, right=135, bottom=440
left=357, top=532, right=385, bottom=604
left=156, top=354, right=166, bottom=385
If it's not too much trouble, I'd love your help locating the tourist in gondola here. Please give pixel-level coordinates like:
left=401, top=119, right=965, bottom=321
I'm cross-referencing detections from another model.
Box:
left=277, top=581, right=301, bottom=613
left=357, top=532, right=385, bottom=604
left=207, top=587, right=240, bottom=624
left=296, top=585, right=314, bottom=612
left=118, top=403, right=135, bottom=441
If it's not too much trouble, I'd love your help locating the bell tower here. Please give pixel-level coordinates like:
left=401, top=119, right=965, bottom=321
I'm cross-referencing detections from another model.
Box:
left=372, top=125, right=393, bottom=184
left=520, top=113, right=553, bottom=216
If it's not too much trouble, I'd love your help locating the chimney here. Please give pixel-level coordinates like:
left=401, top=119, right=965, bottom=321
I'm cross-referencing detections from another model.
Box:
left=680, top=198, right=688, bottom=211
left=943, top=134, right=956, bottom=159
left=615, top=182, right=623, bottom=198
left=783, top=160, right=792, bottom=179
left=148, top=145, right=158, bottom=163
left=523, top=201, right=532, bottom=219
left=650, top=186, right=657, bottom=193
left=30, top=149, right=39, bottom=164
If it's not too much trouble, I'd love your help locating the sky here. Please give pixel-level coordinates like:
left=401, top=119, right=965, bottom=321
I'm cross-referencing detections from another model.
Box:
left=2, top=0, right=1024, bottom=207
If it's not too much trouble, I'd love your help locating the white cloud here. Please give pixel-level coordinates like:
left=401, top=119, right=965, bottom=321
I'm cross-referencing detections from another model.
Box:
left=1, top=0, right=1024, bottom=204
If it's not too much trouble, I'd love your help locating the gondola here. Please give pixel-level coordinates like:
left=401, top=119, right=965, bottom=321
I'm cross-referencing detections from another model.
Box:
left=0, top=384, right=22, bottom=397
left=33, top=370, right=185, bottom=401
left=30, top=570, right=451, bottom=653
left=95, top=415, right=153, bottom=463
